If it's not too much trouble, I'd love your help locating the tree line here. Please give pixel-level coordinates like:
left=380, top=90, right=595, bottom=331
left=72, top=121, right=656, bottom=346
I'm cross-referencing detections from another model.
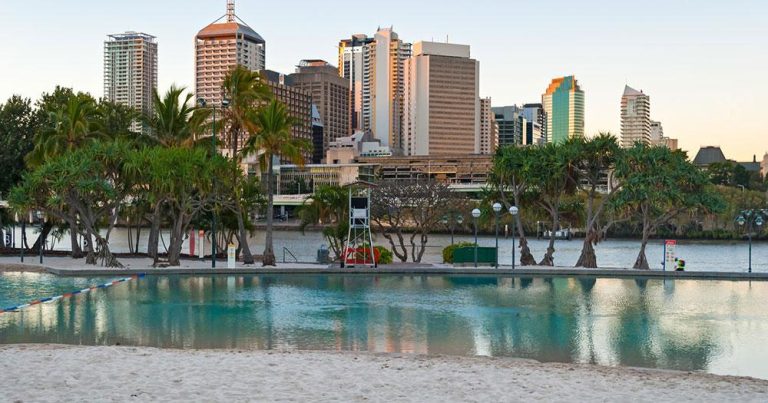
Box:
left=0, top=66, right=309, bottom=267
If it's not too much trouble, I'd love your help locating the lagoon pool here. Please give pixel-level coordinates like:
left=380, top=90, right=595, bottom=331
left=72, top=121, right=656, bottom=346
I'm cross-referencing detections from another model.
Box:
left=1, top=273, right=768, bottom=379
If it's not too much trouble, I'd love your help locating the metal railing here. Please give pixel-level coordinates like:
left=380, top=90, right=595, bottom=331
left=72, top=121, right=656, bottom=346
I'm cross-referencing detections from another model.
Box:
left=282, top=247, right=298, bottom=263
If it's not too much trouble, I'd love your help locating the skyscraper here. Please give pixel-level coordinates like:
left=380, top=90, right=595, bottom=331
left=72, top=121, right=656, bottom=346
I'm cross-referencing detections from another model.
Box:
left=289, top=60, right=350, bottom=159
left=403, top=42, right=480, bottom=156
left=195, top=0, right=265, bottom=108
left=542, top=76, right=584, bottom=143
left=338, top=28, right=411, bottom=151
left=259, top=70, right=313, bottom=164
left=103, top=32, right=157, bottom=133
left=522, top=103, right=547, bottom=143
left=650, top=120, right=663, bottom=144
left=620, top=85, right=651, bottom=147
left=338, top=34, right=375, bottom=134
left=479, top=98, right=498, bottom=155
left=492, top=106, right=527, bottom=147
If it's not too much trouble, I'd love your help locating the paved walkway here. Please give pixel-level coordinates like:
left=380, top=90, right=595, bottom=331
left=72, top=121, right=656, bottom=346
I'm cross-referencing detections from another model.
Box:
left=1, top=255, right=767, bottom=280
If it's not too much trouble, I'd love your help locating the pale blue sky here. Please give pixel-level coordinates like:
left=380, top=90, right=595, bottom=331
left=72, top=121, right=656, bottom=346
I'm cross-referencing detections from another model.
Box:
left=1, top=0, right=766, bottom=160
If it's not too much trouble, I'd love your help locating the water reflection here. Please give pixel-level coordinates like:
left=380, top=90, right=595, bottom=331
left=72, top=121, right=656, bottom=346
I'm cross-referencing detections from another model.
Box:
left=1, top=275, right=767, bottom=379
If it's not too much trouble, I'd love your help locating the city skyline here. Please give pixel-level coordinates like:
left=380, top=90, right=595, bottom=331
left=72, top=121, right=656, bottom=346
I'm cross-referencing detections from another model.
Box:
left=1, top=0, right=766, bottom=160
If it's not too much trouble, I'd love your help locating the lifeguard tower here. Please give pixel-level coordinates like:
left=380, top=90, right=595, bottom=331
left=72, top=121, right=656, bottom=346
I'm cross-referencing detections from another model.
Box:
left=342, top=182, right=377, bottom=268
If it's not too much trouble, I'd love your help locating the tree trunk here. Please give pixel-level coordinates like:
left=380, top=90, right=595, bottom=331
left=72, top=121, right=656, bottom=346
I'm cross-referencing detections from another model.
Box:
left=147, top=203, right=162, bottom=260
left=518, top=237, right=537, bottom=266
left=84, top=228, right=97, bottom=265
left=514, top=213, right=536, bottom=266
left=236, top=201, right=254, bottom=265
left=633, top=240, right=650, bottom=270
left=575, top=233, right=598, bottom=268
left=167, top=213, right=185, bottom=267
left=262, top=158, right=276, bottom=266
left=66, top=213, right=83, bottom=258
left=539, top=209, right=559, bottom=266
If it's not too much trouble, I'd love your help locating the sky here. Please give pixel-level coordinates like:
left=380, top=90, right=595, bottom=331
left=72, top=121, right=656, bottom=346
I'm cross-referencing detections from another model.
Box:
left=1, top=0, right=766, bottom=161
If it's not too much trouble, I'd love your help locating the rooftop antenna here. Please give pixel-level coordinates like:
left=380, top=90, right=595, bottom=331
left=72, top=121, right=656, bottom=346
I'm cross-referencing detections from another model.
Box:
left=226, top=0, right=235, bottom=22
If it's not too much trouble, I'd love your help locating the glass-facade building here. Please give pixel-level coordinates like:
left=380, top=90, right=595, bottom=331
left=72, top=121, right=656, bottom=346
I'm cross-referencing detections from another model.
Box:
left=542, top=76, right=584, bottom=143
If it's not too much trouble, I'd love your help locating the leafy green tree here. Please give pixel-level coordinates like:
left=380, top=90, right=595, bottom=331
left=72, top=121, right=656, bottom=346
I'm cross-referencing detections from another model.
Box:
left=527, top=141, right=579, bottom=266
left=242, top=99, right=311, bottom=266
left=95, top=100, right=139, bottom=141
left=0, top=96, right=38, bottom=197
left=572, top=133, right=623, bottom=268
left=141, top=85, right=211, bottom=259
left=10, top=140, right=134, bottom=266
left=614, top=144, right=724, bottom=269
left=298, top=185, right=348, bottom=260
left=126, top=146, right=234, bottom=266
left=490, top=145, right=537, bottom=265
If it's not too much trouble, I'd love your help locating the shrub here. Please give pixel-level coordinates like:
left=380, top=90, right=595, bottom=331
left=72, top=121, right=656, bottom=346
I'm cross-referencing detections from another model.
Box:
left=442, top=242, right=476, bottom=263
left=374, top=245, right=394, bottom=264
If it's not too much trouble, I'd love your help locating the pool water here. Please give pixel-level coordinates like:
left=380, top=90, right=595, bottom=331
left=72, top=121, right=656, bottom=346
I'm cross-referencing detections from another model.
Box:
left=1, top=273, right=768, bottom=379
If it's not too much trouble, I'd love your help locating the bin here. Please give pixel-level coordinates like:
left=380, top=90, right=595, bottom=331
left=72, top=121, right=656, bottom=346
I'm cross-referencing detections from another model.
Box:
left=317, top=245, right=330, bottom=264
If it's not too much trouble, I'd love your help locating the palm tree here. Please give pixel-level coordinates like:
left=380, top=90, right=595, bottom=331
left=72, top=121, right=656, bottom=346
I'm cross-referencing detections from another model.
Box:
left=143, top=85, right=210, bottom=148
left=27, top=97, right=100, bottom=166
left=221, top=67, right=271, bottom=264
left=242, top=99, right=311, bottom=266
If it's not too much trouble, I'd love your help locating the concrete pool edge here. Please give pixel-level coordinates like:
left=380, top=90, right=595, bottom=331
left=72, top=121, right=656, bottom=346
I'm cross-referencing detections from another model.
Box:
left=3, top=262, right=768, bottom=280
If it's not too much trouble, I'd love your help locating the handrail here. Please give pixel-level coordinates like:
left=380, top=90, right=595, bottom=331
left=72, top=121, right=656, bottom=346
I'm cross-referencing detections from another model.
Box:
left=282, top=247, right=298, bottom=263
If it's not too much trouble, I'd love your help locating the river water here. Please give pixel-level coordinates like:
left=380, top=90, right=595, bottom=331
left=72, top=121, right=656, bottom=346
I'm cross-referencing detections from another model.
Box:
left=3, top=227, right=767, bottom=272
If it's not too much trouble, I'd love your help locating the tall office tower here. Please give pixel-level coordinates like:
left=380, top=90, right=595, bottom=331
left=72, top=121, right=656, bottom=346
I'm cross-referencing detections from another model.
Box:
left=620, top=85, right=651, bottom=147
left=103, top=32, right=157, bottom=133
left=650, top=120, right=663, bottom=144
left=479, top=98, right=498, bottom=154
left=522, top=103, right=547, bottom=143
left=338, top=34, right=375, bottom=133
left=338, top=28, right=411, bottom=151
left=542, top=76, right=584, bottom=143
left=492, top=106, right=527, bottom=147
left=403, top=42, right=480, bottom=156
left=259, top=70, right=313, bottom=164
left=289, top=60, right=350, bottom=159
left=195, top=0, right=265, bottom=108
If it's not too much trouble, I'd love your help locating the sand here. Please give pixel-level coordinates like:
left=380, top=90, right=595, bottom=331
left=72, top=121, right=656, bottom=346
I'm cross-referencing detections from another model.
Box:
left=1, top=345, right=766, bottom=402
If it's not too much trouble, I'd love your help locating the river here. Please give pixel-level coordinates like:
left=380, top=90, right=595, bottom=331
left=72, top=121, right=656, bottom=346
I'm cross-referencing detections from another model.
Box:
left=3, top=226, right=766, bottom=272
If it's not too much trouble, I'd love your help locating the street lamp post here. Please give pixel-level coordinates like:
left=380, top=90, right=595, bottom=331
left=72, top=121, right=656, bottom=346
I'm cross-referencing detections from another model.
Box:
left=493, top=203, right=502, bottom=268
left=509, top=206, right=519, bottom=270
left=736, top=209, right=766, bottom=273
left=196, top=97, right=229, bottom=269
left=471, top=208, right=481, bottom=268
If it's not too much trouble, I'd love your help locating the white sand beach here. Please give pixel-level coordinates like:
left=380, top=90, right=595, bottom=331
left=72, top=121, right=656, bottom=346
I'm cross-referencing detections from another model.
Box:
left=1, top=345, right=766, bottom=402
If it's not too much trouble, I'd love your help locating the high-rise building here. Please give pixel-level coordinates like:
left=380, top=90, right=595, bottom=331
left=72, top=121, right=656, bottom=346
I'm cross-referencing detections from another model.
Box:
left=338, top=34, right=375, bottom=134
left=289, top=60, right=350, bottom=160
left=479, top=98, right=498, bottom=155
left=311, top=105, right=324, bottom=164
left=338, top=28, right=411, bottom=151
left=195, top=0, right=265, bottom=108
left=492, top=106, right=527, bottom=147
left=403, top=42, right=480, bottom=156
left=542, top=76, right=584, bottom=143
left=103, top=32, right=157, bottom=133
left=620, top=85, right=651, bottom=147
left=259, top=70, right=313, bottom=165
left=650, top=120, right=664, bottom=144
left=522, top=103, right=547, bottom=143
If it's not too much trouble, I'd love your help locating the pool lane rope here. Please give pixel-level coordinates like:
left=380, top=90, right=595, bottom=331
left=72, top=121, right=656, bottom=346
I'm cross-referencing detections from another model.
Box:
left=0, top=274, right=146, bottom=314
